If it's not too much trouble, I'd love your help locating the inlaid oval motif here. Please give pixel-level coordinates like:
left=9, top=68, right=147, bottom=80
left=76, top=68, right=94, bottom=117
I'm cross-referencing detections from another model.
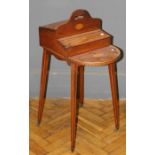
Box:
left=75, top=23, right=84, bottom=30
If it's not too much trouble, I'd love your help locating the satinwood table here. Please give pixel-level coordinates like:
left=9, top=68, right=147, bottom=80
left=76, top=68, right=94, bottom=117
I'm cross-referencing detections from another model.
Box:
left=37, top=9, right=121, bottom=151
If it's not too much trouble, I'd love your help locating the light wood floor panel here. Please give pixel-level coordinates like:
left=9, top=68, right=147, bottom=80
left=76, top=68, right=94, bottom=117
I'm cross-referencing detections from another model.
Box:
left=30, top=98, right=126, bottom=155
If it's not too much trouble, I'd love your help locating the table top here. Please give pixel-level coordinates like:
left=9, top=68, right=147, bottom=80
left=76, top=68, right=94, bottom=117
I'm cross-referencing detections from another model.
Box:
left=68, top=45, right=121, bottom=66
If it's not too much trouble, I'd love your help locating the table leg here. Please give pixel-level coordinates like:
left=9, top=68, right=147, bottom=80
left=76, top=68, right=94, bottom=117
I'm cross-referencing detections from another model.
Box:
left=38, top=49, right=50, bottom=125
left=108, top=63, right=119, bottom=129
left=77, top=66, right=84, bottom=106
left=71, top=63, right=78, bottom=151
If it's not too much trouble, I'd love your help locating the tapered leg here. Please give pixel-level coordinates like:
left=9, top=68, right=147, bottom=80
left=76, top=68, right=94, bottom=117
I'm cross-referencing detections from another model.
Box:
left=108, top=63, right=119, bottom=129
left=77, top=66, right=84, bottom=106
left=38, top=49, right=50, bottom=125
left=71, top=63, right=78, bottom=151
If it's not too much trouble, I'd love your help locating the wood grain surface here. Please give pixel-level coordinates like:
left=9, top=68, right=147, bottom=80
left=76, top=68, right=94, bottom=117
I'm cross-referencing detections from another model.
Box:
left=58, top=29, right=110, bottom=48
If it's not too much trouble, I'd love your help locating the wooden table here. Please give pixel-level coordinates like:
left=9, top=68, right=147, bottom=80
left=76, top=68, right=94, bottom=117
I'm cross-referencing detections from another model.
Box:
left=37, top=9, right=121, bottom=151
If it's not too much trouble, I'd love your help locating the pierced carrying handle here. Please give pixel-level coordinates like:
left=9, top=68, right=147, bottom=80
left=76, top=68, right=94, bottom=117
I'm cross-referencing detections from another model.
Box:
left=70, top=9, right=91, bottom=21
left=56, top=9, right=102, bottom=36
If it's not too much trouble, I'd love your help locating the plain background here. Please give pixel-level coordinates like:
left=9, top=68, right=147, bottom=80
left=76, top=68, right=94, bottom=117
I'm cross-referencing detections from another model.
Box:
left=29, top=0, right=126, bottom=99
left=1, top=0, right=155, bottom=155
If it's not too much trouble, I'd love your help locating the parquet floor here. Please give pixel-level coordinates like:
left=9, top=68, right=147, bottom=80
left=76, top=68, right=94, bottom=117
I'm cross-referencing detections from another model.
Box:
left=30, top=98, right=126, bottom=155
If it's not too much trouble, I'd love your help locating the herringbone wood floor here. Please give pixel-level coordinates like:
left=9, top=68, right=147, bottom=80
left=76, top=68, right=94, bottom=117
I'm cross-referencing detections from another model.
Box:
left=30, top=98, right=126, bottom=155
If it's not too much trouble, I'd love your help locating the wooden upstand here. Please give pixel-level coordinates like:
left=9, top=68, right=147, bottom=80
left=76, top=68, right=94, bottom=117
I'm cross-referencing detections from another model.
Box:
left=38, top=9, right=121, bottom=151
